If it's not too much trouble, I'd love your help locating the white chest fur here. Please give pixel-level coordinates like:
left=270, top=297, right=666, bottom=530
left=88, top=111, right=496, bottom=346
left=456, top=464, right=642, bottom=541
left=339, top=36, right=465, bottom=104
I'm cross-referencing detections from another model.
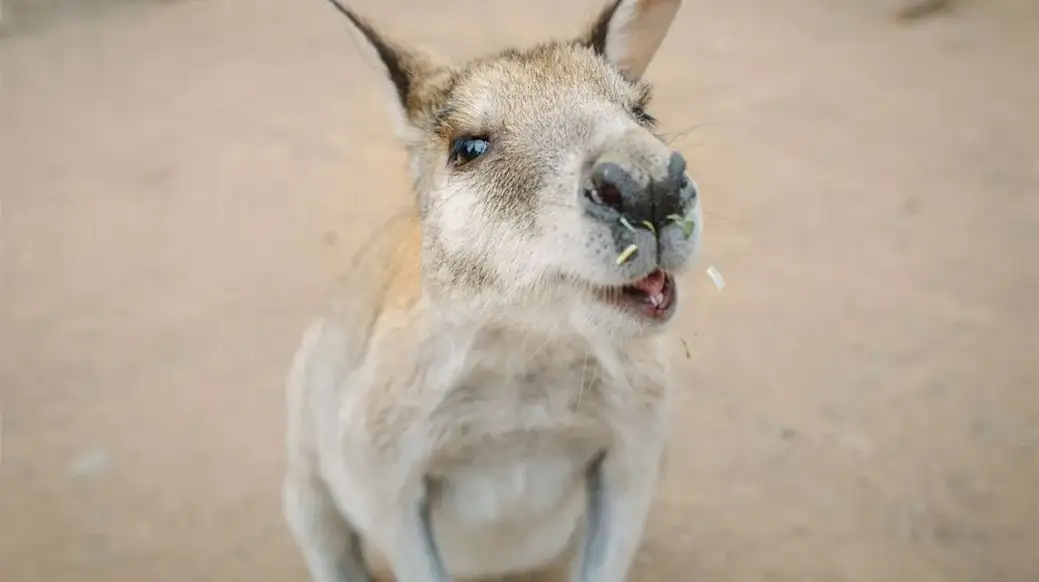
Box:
left=319, top=318, right=667, bottom=580
left=418, top=334, right=615, bottom=577
left=430, top=451, right=591, bottom=577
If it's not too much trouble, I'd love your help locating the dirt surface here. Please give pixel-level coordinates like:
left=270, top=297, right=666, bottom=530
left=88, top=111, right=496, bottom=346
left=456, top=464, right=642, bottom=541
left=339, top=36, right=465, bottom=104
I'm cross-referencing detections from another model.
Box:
left=2, top=0, right=1038, bottom=580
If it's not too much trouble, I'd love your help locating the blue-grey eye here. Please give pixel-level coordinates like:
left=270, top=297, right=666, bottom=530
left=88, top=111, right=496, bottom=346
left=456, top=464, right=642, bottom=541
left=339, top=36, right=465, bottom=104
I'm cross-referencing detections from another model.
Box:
left=450, top=137, right=489, bottom=165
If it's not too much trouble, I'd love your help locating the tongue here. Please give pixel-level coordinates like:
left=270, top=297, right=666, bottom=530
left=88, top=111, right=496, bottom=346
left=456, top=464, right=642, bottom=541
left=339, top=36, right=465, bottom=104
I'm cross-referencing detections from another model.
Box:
left=633, top=270, right=667, bottom=296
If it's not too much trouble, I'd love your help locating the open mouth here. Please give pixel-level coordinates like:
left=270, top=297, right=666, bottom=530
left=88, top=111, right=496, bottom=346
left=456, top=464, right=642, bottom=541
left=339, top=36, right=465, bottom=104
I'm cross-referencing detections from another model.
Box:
left=597, top=269, right=677, bottom=322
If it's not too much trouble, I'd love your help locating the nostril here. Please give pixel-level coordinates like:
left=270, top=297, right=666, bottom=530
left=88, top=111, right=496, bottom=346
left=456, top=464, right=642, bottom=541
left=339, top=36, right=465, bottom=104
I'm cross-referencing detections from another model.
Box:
left=596, top=183, right=624, bottom=211
left=588, top=162, right=629, bottom=213
left=584, top=187, right=601, bottom=206
left=584, top=184, right=624, bottom=211
left=678, top=173, right=689, bottom=191
left=684, top=173, right=699, bottom=200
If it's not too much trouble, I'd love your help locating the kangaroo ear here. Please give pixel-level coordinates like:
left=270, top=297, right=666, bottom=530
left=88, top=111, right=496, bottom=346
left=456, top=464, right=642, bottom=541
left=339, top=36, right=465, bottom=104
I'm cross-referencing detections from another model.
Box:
left=580, top=0, right=682, bottom=80
left=325, top=0, right=452, bottom=133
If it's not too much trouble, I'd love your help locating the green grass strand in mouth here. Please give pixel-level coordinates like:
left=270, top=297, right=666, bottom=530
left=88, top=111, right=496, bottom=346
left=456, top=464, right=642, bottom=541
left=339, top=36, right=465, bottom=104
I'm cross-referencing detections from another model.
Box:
left=616, top=244, right=639, bottom=265
left=667, top=214, right=695, bottom=239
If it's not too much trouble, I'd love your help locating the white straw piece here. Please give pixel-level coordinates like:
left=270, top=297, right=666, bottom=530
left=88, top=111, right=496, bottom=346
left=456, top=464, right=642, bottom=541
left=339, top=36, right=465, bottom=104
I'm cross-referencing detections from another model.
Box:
left=705, top=265, right=725, bottom=291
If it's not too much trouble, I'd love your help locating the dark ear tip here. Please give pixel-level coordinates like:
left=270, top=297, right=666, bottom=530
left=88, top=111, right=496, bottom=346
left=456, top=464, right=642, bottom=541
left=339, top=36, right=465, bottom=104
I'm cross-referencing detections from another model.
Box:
left=324, top=0, right=416, bottom=108
left=325, top=0, right=387, bottom=51
left=584, top=0, right=624, bottom=55
left=323, top=0, right=362, bottom=29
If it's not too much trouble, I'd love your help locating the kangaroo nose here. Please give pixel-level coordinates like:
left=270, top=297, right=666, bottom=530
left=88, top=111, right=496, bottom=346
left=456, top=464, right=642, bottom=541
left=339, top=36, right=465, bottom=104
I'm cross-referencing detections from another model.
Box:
left=584, top=151, right=695, bottom=227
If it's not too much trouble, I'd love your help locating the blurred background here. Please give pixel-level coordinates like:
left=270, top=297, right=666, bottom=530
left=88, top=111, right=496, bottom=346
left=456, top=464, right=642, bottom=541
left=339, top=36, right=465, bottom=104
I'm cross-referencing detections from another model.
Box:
left=1, top=0, right=1037, bottom=580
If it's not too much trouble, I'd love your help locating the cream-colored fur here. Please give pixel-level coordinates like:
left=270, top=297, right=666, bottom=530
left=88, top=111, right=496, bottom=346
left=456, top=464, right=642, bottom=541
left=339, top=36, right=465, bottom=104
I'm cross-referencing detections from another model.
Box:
left=284, top=1, right=700, bottom=581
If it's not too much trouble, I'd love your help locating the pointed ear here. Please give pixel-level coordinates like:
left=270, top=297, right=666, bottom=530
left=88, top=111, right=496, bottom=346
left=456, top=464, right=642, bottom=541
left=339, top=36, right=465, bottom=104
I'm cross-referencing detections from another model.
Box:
left=580, top=0, right=682, bottom=80
left=324, top=0, right=451, bottom=131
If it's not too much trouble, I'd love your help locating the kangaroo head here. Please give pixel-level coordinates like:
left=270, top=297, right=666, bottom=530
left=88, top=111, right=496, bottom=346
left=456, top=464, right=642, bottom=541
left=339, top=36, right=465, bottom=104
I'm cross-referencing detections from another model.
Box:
left=331, top=0, right=701, bottom=339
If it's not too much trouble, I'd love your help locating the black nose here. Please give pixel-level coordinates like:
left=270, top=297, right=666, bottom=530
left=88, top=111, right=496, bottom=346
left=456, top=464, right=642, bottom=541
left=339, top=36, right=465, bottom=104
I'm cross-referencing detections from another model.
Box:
left=584, top=151, right=695, bottom=227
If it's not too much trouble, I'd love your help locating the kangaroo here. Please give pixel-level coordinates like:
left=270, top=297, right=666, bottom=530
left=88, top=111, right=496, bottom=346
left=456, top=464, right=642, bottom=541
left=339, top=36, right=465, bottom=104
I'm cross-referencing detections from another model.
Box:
left=283, top=1, right=702, bottom=581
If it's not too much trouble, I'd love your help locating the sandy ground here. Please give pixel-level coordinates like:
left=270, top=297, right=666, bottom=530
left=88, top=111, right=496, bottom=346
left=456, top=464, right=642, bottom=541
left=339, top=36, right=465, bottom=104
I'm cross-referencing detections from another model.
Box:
left=2, top=0, right=1038, bottom=580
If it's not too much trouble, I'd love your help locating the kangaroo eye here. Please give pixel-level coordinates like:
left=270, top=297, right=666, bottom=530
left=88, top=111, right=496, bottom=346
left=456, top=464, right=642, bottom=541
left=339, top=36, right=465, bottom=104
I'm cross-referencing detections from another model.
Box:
left=632, top=106, right=657, bottom=126
left=449, top=136, right=490, bottom=166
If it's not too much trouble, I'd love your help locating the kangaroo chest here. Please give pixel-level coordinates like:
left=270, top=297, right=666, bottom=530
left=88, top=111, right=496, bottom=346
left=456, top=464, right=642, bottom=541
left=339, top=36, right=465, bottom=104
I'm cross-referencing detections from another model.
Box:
left=425, top=345, right=615, bottom=528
